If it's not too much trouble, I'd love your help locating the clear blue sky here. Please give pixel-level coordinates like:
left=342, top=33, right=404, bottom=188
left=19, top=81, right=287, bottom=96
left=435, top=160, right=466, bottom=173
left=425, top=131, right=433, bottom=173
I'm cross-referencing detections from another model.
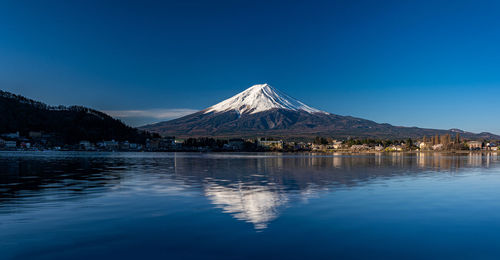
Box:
left=1, top=0, right=499, bottom=133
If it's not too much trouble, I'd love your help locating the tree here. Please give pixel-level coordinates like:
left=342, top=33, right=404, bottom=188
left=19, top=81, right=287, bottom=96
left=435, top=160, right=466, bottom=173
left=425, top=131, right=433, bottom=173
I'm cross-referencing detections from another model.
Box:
left=407, top=138, right=413, bottom=148
left=313, top=136, right=328, bottom=145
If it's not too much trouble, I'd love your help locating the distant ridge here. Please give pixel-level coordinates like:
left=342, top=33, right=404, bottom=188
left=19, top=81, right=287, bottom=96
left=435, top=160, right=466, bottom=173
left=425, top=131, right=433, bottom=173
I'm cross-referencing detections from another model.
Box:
left=140, top=84, right=500, bottom=140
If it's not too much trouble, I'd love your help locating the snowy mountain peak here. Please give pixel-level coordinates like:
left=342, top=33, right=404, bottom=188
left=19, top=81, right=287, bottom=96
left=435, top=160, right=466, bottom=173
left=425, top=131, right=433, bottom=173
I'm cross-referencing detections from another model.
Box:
left=204, top=84, right=326, bottom=115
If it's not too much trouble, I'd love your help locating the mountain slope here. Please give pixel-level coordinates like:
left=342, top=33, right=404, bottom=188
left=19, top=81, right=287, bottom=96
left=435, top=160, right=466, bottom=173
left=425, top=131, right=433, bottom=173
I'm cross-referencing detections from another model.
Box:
left=0, top=90, right=154, bottom=144
left=141, top=84, right=500, bottom=140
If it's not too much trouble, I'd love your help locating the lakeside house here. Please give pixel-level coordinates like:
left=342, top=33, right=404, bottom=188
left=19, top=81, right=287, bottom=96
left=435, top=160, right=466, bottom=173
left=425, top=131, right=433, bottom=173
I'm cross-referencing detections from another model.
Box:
left=120, top=141, right=130, bottom=150
left=129, top=143, right=140, bottom=150
left=432, top=144, right=444, bottom=150
left=5, top=140, right=17, bottom=149
left=350, top=144, right=369, bottom=151
left=225, top=139, right=245, bottom=150
left=386, top=145, right=403, bottom=151
left=311, top=144, right=326, bottom=151
left=98, top=140, right=119, bottom=150
left=332, top=140, right=343, bottom=149
left=258, top=140, right=283, bottom=150
left=486, top=143, right=498, bottom=151
left=467, top=141, right=482, bottom=150
left=79, top=141, right=92, bottom=150
left=293, top=142, right=308, bottom=150
left=311, top=140, right=343, bottom=151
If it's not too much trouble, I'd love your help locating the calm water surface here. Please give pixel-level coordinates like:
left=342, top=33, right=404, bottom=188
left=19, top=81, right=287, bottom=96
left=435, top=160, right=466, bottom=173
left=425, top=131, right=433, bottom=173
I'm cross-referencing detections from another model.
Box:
left=2, top=151, right=500, bottom=259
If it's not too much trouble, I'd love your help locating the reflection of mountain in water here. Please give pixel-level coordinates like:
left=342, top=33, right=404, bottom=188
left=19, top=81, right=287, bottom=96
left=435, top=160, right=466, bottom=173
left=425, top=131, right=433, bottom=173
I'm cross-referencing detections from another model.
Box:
left=1, top=152, right=500, bottom=229
left=172, top=152, right=500, bottom=229
left=205, top=183, right=288, bottom=229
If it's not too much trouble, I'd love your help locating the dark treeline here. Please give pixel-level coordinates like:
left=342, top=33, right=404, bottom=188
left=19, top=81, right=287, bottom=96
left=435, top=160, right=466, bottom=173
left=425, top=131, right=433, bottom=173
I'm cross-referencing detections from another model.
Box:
left=0, top=90, right=157, bottom=145
left=344, top=138, right=414, bottom=146
left=183, top=138, right=227, bottom=148
left=181, top=137, right=262, bottom=151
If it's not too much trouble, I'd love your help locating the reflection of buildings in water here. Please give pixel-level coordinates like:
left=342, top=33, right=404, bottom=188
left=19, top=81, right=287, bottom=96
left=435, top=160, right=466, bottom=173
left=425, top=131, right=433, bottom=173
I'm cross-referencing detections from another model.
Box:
left=390, top=152, right=403, bottom=166
left=375, top=153, right=383, bottom=167
left=417, top=152, right=453, bottom=170
left=416, top=152, right=500, bottom=170
left=421, top=152, right=457, bottom=170
left=417, top=152, right=426, bottom=168
left=204, top=183, right=288, bottom=230
left=333, top=153, right=342, bottom=168
left=468, top=153, right=483, bottom=167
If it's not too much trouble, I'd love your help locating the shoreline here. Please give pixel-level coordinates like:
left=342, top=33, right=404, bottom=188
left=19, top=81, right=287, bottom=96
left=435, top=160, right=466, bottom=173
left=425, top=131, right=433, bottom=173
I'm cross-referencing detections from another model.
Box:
left=0, top=150, right=497, bottom=155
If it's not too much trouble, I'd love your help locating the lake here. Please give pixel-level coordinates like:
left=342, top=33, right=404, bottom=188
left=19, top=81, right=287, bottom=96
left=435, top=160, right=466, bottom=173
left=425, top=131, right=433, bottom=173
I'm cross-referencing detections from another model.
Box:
left=1, top=151, right=500, bottom=259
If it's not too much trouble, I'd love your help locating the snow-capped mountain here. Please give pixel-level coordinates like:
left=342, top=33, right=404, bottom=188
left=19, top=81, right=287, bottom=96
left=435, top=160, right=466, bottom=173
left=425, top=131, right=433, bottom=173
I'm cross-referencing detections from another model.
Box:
left=140, top=84, right=500, bottom=139
left=204, top=84, right=325, bottom=115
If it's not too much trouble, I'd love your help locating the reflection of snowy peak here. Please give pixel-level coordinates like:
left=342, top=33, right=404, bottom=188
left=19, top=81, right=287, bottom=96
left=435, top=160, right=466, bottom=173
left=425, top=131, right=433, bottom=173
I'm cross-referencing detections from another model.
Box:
left=204, top=183, right=288, bottom=230
left=204, top=84, right=326, bottom=115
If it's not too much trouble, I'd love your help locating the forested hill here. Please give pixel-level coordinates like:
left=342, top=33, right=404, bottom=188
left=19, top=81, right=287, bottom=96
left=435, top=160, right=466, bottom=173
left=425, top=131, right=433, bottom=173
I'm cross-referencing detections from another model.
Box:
left=0, top=90, right=155, bottom=144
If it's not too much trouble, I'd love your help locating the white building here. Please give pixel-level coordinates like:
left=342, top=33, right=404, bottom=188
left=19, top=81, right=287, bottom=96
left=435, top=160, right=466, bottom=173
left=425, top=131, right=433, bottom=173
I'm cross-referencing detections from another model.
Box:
left=432, top=144, right=443, bottom=150
left=79, top=141, right=92, bottom=150
left=5, top=141, right=17, bottom=148
left=258, top=140, right=283, bottom=149
left=467, top=141, right=482, bottom=150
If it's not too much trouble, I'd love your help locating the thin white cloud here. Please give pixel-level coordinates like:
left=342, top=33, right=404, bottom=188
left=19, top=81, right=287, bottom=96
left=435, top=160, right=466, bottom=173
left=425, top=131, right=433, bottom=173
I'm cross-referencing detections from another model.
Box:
left=104, top=108, right=198, bottom=126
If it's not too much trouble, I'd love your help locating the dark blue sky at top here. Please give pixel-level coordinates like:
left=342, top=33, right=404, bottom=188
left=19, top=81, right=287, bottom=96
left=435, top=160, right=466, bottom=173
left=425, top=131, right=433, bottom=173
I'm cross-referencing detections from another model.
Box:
left=1, top=0, right=500, bottom=132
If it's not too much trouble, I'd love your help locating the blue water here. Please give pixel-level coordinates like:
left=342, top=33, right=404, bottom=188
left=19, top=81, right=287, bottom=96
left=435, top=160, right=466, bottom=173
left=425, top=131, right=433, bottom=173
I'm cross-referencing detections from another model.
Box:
left=1, top=152, right=500, bottom=259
